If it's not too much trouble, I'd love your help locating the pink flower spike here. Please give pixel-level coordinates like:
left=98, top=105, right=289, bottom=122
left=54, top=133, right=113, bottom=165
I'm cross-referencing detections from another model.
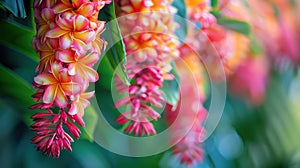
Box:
left=32, top=0, right=109, bottom=157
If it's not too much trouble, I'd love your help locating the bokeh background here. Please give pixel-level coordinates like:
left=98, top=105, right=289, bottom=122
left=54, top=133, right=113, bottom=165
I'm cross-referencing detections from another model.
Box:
left=1, top=0, right=300, bottom=167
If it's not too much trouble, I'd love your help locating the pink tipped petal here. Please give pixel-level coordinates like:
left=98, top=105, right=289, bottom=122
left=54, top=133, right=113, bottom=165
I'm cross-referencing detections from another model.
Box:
left=34, top=73, right=57, bottom=85
left=55, top=88, right=68, bottom=108
left=59, top=34, right=72, bottom=49
left=57, top=14, right=74, bottom=30
left=57, top=50, right=75, bottom=63
left=84, top=66, right=99, bottom=82
left=80, top=99, right=90, bottom=108
left=74, top=15, right=90, bottom=31
left=73, top=30, right=95, bottom=44
left=69, top=102, right=78, bottom=115
left=46, top=27, right=68, bottom=38
left=77, top=3, right=94, bottom=17
left=72, top=0, right=86, bottom=8
left=59, top=69, right=72, bottom=83
left=61, top=83, right=81, bottom=95
left=51, top=62, right=62, bottom=80
left=53, top=3, right=71, bottom=14
left=41, top=8, right=55, bottom=21
left=81, top=52, right=99, bottom=66
left=68, top=63, right=77, bottom=76
left=77, top=103, right=85, bottom=116
left=82, top=91, right=95, bottom=100
left=43, top=85, right=57, bottom=104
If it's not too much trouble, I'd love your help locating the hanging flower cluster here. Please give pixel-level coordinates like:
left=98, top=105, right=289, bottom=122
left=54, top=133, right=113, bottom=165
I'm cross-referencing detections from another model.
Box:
left=166, top=43, right=208, bottom=166
left=187, top=0, right=249, bottom=74
left=30, top=0, right=110, bottom=157
left=114, top=0, right=180, bottom=136
left=165, top=0, right=250, bottom=165
left=115, top=67, right=163, bottom=136
left=246, top=0, right=300, bottom=66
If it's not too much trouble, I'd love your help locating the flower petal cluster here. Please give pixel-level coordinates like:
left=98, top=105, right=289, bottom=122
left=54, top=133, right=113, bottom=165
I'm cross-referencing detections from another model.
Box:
left=115, top=67, right=163, bottom=136
left=114, top=0, right=180, bottom=136
left=187, top=0, right=250, bottom=74
left=166, top=48, right=207, bottom=166
left=31, top=0, right=110, bottom=157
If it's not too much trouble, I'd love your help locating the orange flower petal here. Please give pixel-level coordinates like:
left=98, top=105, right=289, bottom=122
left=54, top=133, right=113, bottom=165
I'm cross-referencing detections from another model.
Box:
left=57, top=13, right=73, bottom=30
left=73, top=30, right=95, bottom=44
left=59, top=34, right=72, bottom=49
left=68, top=63, right=77, bottom=76
left=43, top=84, right=57, bottom=104
left=46, top=27, right=68, bottom=38
left=53, top=3, right=71, bottom=14
left=77, top=102, right=85, bottom=116
left=59, top=69, right=72, bottom=83
left=80, top=52, right=99, bottom=66
left=57, top=50, right=75, bottom=63
left=74, top=15, right=90, bottom=31
left=61, top=83, right=81, bottom=95
left=84, top=66, right=99, bottom=82
left=50, top=63, right=62, bottom=81
left=77, top=3, right=94, bottom=17
left=55, top=86, right=68, bottom=108
left=81, top=91, right=94, bottom=100
left=34, top=73, right=57, bottom=85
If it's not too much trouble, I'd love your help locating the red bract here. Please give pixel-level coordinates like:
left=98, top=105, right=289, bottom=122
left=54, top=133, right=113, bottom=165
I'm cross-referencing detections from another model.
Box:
left=115, top=67, right=163, bottom=136
left=31, top=0, right=110, bottom=157
left=165, top=49, right=207, bottom=166
left=31, top=110, right=82, bottom=157
left=115, top=0, right=179, bottom=136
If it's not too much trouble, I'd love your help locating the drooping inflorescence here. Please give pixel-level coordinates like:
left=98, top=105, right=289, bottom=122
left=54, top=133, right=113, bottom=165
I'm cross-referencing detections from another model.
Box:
left=114, top=0, right=180, bottom=136
left=30, top=0, right=111, bottom=157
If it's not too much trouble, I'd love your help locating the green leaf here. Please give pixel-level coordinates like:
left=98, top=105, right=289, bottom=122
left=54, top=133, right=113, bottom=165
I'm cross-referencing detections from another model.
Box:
left=249, top=35, right=263, bottom=55
left=0, top=64, right=35, bottom=125
left=0, top=0, right=26, bottom=18
left=211, top=0, right=219, bottom=9
left=0, top=19, right=39, bottom=62
left=97, top=55, right=114, bottom=90
left=81, top=106, right=99, bottom=142
left=172, top=0, right=188, bottom=43
left=161, top=62, right=180, bottom=108
left=217, top=17, right=251, bottom=36
left=98, top=1, right=129, bottom=85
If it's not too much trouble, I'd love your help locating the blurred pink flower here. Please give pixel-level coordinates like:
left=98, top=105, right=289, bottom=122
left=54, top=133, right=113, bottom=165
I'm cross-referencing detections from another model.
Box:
left=230, top=56, right=269, bottom=105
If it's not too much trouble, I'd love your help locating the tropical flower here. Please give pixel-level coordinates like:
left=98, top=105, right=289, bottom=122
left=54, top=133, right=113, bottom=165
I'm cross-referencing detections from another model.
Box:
left=31, top=109, right=84, bottom=157
left=115, top=67, right=164, bottom=136
left=69, top=91, right=95, bottom=116
left=57, top=48, right=100, bottom=82
left=229, top=56, right=269, bottom=105
left=33, top=38, right=59, bottom=72
left=166, top=44, right=207, bottom=166
left=186, top=0, right=250, bottom=74
left=34, top=62, right=81, bottom=108
left=46, top=12, right=98, bottom=51
left=115, top=0, right=179, bottom=136
left=31, top=0, right=110, bottom=157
